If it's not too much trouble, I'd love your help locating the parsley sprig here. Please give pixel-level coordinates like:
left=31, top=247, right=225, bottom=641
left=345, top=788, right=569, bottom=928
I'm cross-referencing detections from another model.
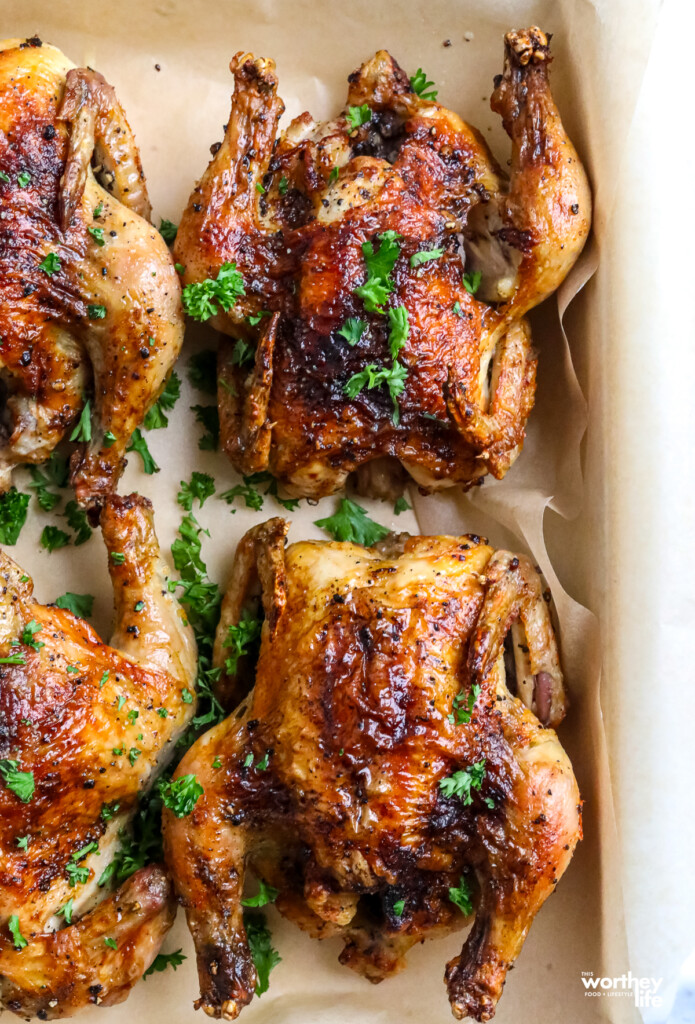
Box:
left=410, top=68, right=438, bottom=101
left=439, top=760, right=488, bottom=805
left=144, top=949, right=187, bottom=978
left=244, top=911, right=281, bottom=996
left=0, top=759, right=35, bottom=802
left=315, top=498, right=389, bottom=546
left=182, top=263, right=245, bottom=322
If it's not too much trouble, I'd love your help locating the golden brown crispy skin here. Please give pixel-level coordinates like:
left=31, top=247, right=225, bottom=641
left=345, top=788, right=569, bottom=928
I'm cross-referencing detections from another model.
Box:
left=0, top=38, right=184, bottom=507
left=163, top=525, right=580, bottom=1021
left=175, top=27, right=590, bottom=498
left=0, top=493, right=197, bottom=1018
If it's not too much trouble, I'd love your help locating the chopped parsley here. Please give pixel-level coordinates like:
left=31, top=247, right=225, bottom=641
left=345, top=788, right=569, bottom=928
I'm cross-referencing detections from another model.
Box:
left=17, top=170, right=31, bottom=188
left=87, top=304, right=107, bottom=319
left=127, top=428, right=160, bottom=474
left=453, top=300, right=462, bottom=317
left=387, top=305, right=409, bottom=358
left=126, top=709, right=139, bottom=724
left=158, top=218, right=178, bottom=244
left=158, top=774, right=203, bottom=818
left=0, top=488, right=30, bottom=544
left=64, top=500, right=92, bottom=546
left=336, top=318, right=366, bottom=345
left=41, top=525, right=70, bottom=552
left=101, top=801, right=120, bottom=821
left=57, top=898, right=74, bottom=924
left=354, top=230, right=401, bottom=313
left=28, top=452, right=69, bottom=511
left=0, top=760, right=34, bottom=802
left=191, top=405, right=219, bottom=451
left=88, top=226, right=105, bottom=247
left=187, top=350, right=218, bottom=395
left=8, top=914, right=27, bottom=949
left=104, top=936, right=118, bottom=949
left=244, top=911, right=281, bottom=996
left=0, top=171, right=9, bottom=183
left=447, top=683, right=481, bottom=726
left=70, top=400, right=92, bottom=443
left=66, top=843, right=98, bottom=888
left=315, top=498, right=389, bottom=546
left=255, top=182, right=265, bottom=195
left=103, top=430, right=117, bottom=447
left=344, top=360, right=408, bottom=423
left=117, top=696, right=127, bottom=712
left=110, top=552, right=125, bottom=565
left=231, top=337, right=255, bottom=368
left=278, top=176, right=288, bottom=195
left=410, top=246, right=444, bottom=268
left=16, top=835, right=29, bottom=850
left=143, top=949, right=187, bottom=978
left=256, top=751, right=270, bottom=771
left=410, top=68, right=438, bottom=101
left=328, top=166, right=339, bottom=184
left=39, top=252, right=61, bottom=275
left=242, top=879, right=279, bottom=908
left=181, top=262, right=245, bottom=322
left=143, top=371, right=181, bottom=429
left=93, top=201, right=103, bottom=218
left=219, top=471, right=300, bottom=513
left=128, top=748, right=141, bottom=766
left=463, top=270, right=482, bottom=295
left=99, top=670, right=110, bottom=688
left=178, top=472, right=216, bottom=511
left=181, top=688, right=194, bottom=704
left=346, top=104, right=372, bottom=131
left=439, top=760, right=486, bottom=804
left=0, top=653, right=26, bottom=665
left=394, top=496, right=411, bottom=515
left=21, top=620, right=44, bottom=650
left=392, top=899, right=405, bottom=917
left=247, top=310, right=271, bottom=327
left=55, top=592, right=94, bottom=618
left=222, top=610, right=262, bottom=676
left=448, top=875, right=473, bottom=916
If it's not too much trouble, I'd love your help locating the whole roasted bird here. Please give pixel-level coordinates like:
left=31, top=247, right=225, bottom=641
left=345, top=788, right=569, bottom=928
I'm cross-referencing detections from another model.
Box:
left=163, top=520, right=581, bottom=1021
left=0, top=494, right=197, bottom=1017
left=175, top=27, right=590, bottom=499
left=0, top=37, right=184, bottom=507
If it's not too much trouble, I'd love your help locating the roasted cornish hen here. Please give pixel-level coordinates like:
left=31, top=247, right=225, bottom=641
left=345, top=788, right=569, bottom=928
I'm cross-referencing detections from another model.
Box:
left=174, top=27, right=590, bottom=499
left=0, top=38, right=184, bottom=506
left=163, top=520, right=580, bottom=1021
left=0, top=495, right=196, bottom=1017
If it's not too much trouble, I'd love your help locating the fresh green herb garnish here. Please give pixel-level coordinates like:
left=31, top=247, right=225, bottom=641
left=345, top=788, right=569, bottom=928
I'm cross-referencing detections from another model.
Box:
left=41, top=525, right=70, bottom=552
left=69, top=400, right=92, bottom=443
left=247, top=310, right=271, bottom=327
left=448, top=875, right=473, bottom=915
left=0, top=760, right=34, bottom=802
left=394, top=496, right=411, bottom=515
left=255, top=182, right=266, bottom=195
left=278, top=176, right=288, bottom=196
left=127, top=428, right=159, bottom=474
left=346, top=104, right=372, bottom=131
left=16, top=835, right=29, bottom=850
left=39, top=252, right=61, bottom=275
left=88, top=226, right=105, bottom=247
left=21, top=620, right=44, bottom=651
left=8, top=914, right=27, bottom=949
left=104, top=936, right=118, bottom=949
left=187, top=350, right=218, bottom=395
left=392, top=899, right=405, bottom=916
left=336, top=318, right=366, bottom=345
left=55, top=592, right=94, bottom=618
left=117, top=696, right=127, bottom=712
left=223, top=611, right=262, bottom=677
left=64, top=500, right=92, bottom=546
left=0, top=171, right=9, bottom=183
left=128, top=748, right=141, bottom=766
left=143, top=949, right=187, bottom=978
left=87, top=304, right=107, bottom=319
left=103, top=430, right=117, bottom=447
left=178, top=472, right=216, bottom=511
left=387, top=304, right=409, bottom=358
left=463, top=270, right=482, bottom=295
left=354, top=230, right=401, bottom=313
left=0, top=653, right=26, bottom=665
left=57, top=898, right=74, bottom=924
left=0, top=489, right=30, bottom=545
left=158, top=219, right=178, bottom=243
left=99, top=670, right=110, bottom=688
left=315, top=498, right=389, bottom=546
left=447, top=683, right=481, bottom=726
left=143, top=371, right=181, bottom=429
left=231, top=337, right=256, bottom=368
left=242, top=879, right=279, bottom=908
left=110, top=552, right=125, bottom=565
left=191, top=405, right=219, bottom=451
left=101, top=801, right=120, bottom=821
left=453, top=300, right=462, bottom=317
left=181, top=688, right=194, bottom=704
left=410, top=67, right=438, bottom=101
left=328, top=166, right=339, bottom=185
left=410, top=246, right=444, bottom=268
left=244, top=911, right=281, bottom=996
left=158, top=774, right=203, bottom=818
left=17, top=170, right=31, bottom=188
left=182, top=262, right=245, bottom=322
left=126, top=709, right=139, bottom=724
left=344, top=360, right=408, bottom=423
left=28, top=453, right=69, bottom=511
left=256, top=751, right=270, bottom=771
left=93, top=201, right=103, bottom=218
left=439, top=760, right=486, bottom=804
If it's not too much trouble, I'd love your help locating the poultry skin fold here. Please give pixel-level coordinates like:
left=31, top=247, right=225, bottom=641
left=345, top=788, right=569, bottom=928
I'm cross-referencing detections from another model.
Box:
left=163, top=520, right=581, bottom=1021
left=0, top=494, right=197, bottom=1017
left=0, top=37, right=184, bottom=507
left=175, top=26, right=590, bottom=499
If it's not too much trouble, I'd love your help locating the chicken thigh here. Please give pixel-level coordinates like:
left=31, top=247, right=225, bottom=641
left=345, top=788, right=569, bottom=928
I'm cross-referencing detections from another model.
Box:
left=174, top=27, right=590, bottom=498
left=163, top=520, right=581, bottom=1021
left=0, top=493, right=197, bottom=1018
left=0, top=37, right=184, bottom=507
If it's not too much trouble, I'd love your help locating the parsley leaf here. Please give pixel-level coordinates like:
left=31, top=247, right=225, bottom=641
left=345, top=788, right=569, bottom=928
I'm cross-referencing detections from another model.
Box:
left=447, top=683, right=481, bottom=726
left=69, top=400, right=92, bottom=443
left=448, top=875, right=473, bottom=916
left=344, top=359, right=408, bottom=423
left=278, top=175, right=289, bottom=195
left=55, top=592, right=94, bottom=618
left=127, top=428, right=160, bottom=474
left=158, top=218, right=178, bottom=244
left=410, top=68, right=438, bottom=101
left=315, top=498, right=389, bottom=546
left=0, top=760, right=35, bottom=802
left=244, top=911, right=281, bottom=996
left=354, top=230, right=401, bottom=313
left=88, top=226, right=105, bottom=247
left=39, top=252, right=61, bottom=275
left=28, top=453, right=69, bottom=511
left=158, top=774, right=204, bottom=818
left=387, top=305, right=409, bottom=359
left=57, top=898, right=74, bottom=924
left=104, top=936, right=118, bottom=949
left=16, top=835, right=30, bottom=850
left=143, top=371, right=181, bottom=429
left=346, top=104, right=372, bottom=131
left=143, top=949, right=187, bottom=978
left=87, top=304, right=107, bottom=319
left=64, top=500, right=92, bottom=546
left=242, top=879, right=279, bottom=908
left=463, top=270, right=482, bottom=295
left=8, top=914, right=27, bottom=949
left=187, top=350, right=218, bottom=395
left=392, top=899, right=405, bottom=917
left=191, top=405, right=219, bottom=451
left=181, top=262, right=245, bottom=322
left=0, top=653, right=26, bottom=665
left=453, top=300, right=463, bottom=317
left=231, top=338, right=256, bottom=368
left=178, top=472, right=216, bottom=511
left=17, top=170, right=31, bottom=188
left=394, top=496, right=411, bottom=515
left=439, top=759, right=486, bottom=804
left=223, top=611, right=262, bottom=676
left=21, top=620, right=43, bottom=650
left=410, top=246, right=444, bottom=268
left=0, top=489, right=30, bottom=544
left=41, top=525, right=70, bottom=552
left=336, top=318, right=366, bottom=346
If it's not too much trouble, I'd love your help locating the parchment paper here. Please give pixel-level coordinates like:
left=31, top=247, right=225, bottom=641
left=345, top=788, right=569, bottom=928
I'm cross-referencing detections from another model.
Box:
left=2, top=1, right=664, bottom=1021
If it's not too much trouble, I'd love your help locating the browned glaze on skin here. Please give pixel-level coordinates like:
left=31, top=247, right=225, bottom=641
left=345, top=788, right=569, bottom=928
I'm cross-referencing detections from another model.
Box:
left=175, top=27, right=590, bottom=498
left=163, top=522, right=581, bottom=1021
left=0, top=38, right=184, bottom=507
left=0, top=493, right=197, bottom=1018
